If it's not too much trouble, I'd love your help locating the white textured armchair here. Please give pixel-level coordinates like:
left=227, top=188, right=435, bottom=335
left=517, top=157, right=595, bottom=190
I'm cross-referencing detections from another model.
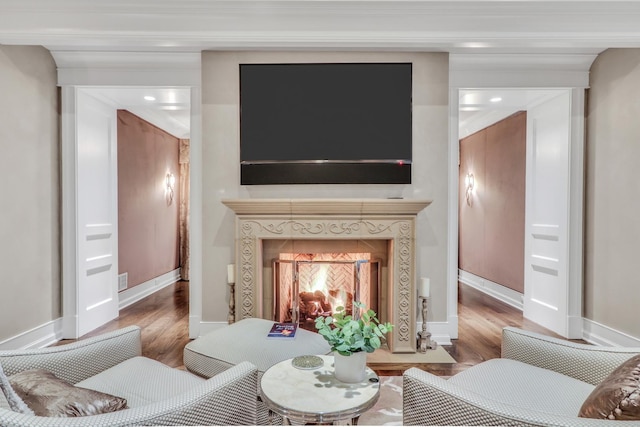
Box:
left=0, top=326, right=258, bottom=426
left=403, top=327, right=640, bottom=426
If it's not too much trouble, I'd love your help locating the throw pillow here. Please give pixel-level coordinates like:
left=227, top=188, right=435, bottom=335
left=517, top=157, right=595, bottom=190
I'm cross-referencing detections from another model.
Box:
left=0, top=362, right=34, bottom=415
left=579, top=354, right=640, bottom=420
left=8, top=369, right=128, bottom=417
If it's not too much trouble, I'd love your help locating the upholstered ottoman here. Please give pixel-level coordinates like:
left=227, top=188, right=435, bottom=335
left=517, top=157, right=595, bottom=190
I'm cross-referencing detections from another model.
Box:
left=184, top=318, right=331, bottom=425
left=184, top=317, right=331, bottom=379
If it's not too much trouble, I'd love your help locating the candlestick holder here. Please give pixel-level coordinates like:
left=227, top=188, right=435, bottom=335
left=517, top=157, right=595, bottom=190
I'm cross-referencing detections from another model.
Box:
left=417, top=296, right=436, bottom=352
left=228, top=282, right=236, bottom=324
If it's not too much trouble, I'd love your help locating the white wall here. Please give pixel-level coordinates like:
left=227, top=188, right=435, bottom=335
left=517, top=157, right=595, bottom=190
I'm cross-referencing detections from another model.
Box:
left=201, top=51, right=450, bottom=326
left=0, top=46, right=60, bottom=342
left=586, top=48, right=640, bottom=340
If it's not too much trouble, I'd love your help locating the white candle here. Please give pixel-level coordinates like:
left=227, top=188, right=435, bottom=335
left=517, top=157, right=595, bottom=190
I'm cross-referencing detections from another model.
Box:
left=227, top=264, right=235, bottom=284
left=419, top=277, right=430, bottom=297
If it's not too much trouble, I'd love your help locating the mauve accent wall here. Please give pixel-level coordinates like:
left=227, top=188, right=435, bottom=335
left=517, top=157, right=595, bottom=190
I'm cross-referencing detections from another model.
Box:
left=117, top=110, right=180, bottom=289
left=459, top=111, right=526, bottom=293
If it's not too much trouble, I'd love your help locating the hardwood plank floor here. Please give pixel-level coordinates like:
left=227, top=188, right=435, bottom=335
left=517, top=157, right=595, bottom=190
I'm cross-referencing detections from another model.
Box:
left=59, top=280, right=580, bottom=377
left=57, top=280, right=190, bottom=368
left=371, top=282, right=582, bottom=376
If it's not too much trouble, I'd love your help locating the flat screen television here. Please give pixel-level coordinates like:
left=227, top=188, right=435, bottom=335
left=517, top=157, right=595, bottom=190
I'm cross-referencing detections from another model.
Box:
left=239, top=62, right=412, bottom=185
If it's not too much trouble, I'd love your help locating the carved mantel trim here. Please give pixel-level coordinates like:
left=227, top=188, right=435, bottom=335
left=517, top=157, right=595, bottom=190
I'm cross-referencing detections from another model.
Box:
left=222, top=198, right=431, bottom=353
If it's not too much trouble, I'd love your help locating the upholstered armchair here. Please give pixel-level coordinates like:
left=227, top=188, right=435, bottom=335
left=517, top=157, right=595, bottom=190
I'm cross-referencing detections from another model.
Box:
left=0, top=325, right=257, bottom=426
left=403, top=327, right=640, bottom=426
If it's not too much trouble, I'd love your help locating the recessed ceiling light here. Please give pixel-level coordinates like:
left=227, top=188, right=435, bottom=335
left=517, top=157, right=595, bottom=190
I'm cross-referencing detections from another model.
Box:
left=144, top=95, right=156, bottom=101
left=490, top=97, right=502, bottom=103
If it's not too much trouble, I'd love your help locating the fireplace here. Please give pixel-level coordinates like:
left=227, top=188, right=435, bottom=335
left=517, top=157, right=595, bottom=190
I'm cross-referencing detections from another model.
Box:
left=272, top=251, right=381, bottom=332
left=222, top=198, right=431, bottom=353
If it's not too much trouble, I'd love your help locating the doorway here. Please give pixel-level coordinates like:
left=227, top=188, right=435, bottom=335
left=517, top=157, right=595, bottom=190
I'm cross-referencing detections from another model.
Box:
left=455, top=88, right=585, bottom=339
left=61, top=86, right=192, bottom=338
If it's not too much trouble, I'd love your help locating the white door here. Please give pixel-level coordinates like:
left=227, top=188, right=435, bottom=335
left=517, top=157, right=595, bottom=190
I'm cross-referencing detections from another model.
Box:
left=523, top=90, right=583, bottom=338
left=75, top=89, right=119, bottom=336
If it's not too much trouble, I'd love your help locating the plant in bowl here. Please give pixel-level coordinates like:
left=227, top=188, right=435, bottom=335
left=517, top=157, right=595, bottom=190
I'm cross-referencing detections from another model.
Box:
left=315, top=301, right=393, bottom=382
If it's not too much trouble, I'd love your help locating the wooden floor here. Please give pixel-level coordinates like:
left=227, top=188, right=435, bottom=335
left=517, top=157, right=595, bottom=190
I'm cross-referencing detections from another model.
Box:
left=61, top=280, right=575, bottom=376
left=373, top=282, right=577, bottom=376
left=57, top=280, right=191, bottom=368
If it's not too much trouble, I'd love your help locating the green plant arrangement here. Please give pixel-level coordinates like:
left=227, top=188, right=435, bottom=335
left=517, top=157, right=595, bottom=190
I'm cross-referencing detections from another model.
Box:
left=314, top=301, right=394, bottom=356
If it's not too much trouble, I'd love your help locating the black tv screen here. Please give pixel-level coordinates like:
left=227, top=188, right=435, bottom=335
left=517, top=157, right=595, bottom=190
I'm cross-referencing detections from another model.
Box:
left=239, top=62, right=412, bottom=185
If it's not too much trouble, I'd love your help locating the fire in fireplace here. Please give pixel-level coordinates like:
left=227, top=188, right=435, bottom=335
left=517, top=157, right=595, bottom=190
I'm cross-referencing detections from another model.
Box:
left=273, top=253, right=380, bottom=331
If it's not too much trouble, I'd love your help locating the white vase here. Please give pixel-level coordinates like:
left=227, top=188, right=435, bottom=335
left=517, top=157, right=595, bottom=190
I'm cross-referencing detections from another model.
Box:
left=333, top=351, right=367, bottom=383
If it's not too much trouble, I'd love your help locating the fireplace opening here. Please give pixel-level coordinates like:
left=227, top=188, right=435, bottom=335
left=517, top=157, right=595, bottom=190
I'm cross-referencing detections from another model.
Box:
left=273, top=253, right=380, bottom=332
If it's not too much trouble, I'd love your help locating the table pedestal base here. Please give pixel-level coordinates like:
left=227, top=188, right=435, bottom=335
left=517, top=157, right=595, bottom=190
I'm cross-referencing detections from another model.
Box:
left=270, top=410, right=361, bottom=425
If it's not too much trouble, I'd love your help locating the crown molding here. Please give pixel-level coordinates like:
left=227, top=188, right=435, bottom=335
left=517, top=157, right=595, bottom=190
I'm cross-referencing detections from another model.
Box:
left=51, top=51, right=201, bottom=68
left=451, top=53, right=599, bottom=70
left=50, top=51, right=201, bottom=86
left=450, top=52, right=598, bottom=88
left=3, top=1, right=640, bottom=15
left=1, top=1, right=640, bottom=53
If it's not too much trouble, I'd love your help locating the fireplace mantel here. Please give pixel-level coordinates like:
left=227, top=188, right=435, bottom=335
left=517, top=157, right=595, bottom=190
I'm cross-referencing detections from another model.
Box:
left=222, top=197, right=431, bottom=353
left=222, top=198, right=431, bottom=215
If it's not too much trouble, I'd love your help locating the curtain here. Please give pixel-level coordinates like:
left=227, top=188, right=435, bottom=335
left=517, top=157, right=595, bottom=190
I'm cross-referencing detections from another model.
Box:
left=179, top=139, right=190, bottom=280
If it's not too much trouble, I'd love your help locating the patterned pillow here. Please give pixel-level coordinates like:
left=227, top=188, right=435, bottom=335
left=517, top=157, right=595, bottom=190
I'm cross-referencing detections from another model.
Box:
left=579, top=354, right=640, bottom=420
left=0, top=362, right=33, bottom=415
left=7, top=369, right=128, bottom=417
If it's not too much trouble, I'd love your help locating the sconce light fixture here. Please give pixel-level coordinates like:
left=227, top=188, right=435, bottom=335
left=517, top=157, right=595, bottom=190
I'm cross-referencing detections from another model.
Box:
left=465, top=172, right=475, bottom=206
left=166, top=172, right=176, bottom=205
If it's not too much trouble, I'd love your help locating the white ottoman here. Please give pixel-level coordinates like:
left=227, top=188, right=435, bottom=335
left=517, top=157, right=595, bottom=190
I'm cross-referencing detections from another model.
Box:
left=184, top=317, right=332, bottom=379
left=184, top=318, right=332, bottom=425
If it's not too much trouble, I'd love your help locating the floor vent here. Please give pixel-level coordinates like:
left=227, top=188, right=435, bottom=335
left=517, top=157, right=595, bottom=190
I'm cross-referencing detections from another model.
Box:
left=118, top=273, right=128, bottom=292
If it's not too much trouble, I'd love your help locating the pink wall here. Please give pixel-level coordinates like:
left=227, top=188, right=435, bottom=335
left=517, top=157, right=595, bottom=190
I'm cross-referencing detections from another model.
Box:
left=459, top=111, right=526, bottom=293
left=117, top=110, right=180, bottom=289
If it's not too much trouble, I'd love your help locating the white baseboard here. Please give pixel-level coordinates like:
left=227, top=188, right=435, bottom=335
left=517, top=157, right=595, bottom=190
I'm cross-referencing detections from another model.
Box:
left=18, top=307, right=638, bottom=355
left=419, top=321, right=453, bottom=345
left=447, top=314, right=459, bottom=340
left=458, top=269, right=524, bottom=311
left=189, top=314, right=201, bottom=339
left=61, top=314, right=79, bottom=340
left=118, top=268, right=181, bottom=310
left=0, top=270, right=180, bottom=350
left=458, top=271, right=640, bottom=346
left=582, top=318, right=640, bottom=347
left=0, top=318, right=64, bottom=350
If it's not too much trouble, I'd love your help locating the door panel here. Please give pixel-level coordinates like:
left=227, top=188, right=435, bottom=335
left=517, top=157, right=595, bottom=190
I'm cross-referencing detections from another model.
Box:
left=524, top=91, right=570, bottom=336
left=76, top=90, right=119, bottom=336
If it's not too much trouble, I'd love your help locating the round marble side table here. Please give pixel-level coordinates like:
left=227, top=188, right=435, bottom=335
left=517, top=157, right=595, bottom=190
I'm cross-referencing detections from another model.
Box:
left=260, top=354, right=380, bottom=425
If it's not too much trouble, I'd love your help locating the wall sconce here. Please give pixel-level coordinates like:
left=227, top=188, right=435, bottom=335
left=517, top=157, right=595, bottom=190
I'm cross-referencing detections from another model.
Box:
left=166, top=172, right=176, bottom=205
left=465, top=172, right=475, bottom=206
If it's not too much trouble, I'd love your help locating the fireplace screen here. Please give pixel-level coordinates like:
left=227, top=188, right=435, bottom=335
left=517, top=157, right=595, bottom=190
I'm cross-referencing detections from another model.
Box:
left=273, top=253, right=380, bottom=332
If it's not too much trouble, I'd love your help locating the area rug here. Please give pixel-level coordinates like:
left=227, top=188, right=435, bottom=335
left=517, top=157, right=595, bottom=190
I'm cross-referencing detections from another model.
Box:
left=367, top=345, right=456, bottom=364
left=358, top=376, right=403, bottom=425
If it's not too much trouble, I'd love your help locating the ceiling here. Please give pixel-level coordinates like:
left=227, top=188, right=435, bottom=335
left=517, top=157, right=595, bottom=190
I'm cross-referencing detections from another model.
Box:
left=3, top=1, right=640, bottom=53
left=90, top=87, right=191, bottom=139
left=4, top=1, right=640, bottom=137
left=458, top=89, right=564, bottom=139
